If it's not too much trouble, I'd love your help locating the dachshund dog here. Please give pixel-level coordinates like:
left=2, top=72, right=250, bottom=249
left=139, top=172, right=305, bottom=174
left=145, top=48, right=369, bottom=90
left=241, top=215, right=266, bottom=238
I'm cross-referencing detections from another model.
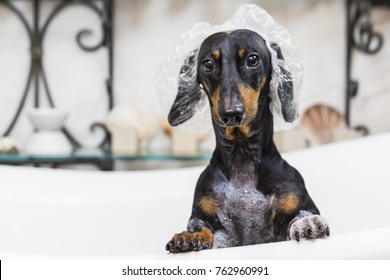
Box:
left=165, top=29, right=329, bottom=253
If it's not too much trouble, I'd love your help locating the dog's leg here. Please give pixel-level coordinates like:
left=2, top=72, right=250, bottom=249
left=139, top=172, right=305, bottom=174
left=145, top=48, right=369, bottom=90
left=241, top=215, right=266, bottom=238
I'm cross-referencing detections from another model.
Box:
left=166, top=225, right=213, bottom=253
left=288, top=210, right=330, bottom=241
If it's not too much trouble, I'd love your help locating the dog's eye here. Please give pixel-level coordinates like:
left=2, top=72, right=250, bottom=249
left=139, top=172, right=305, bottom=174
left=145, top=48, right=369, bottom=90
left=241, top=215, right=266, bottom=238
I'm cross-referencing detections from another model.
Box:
left=202, top=59, right=214, bottom=72
left=247, top=55, right=259, bottom=67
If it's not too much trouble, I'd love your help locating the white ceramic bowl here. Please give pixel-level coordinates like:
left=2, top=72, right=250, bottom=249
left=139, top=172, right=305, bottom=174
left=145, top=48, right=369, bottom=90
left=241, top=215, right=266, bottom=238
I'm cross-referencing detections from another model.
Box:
left=28, top=108, right=68, bottom=131
left=25, top=131, right=73, bottom=156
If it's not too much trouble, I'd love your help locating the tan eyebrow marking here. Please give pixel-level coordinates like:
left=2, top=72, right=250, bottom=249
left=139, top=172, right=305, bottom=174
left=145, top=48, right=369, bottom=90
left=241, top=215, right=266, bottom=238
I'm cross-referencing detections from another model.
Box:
left=211, top=50, right=220, bottom=60
left=238, top=49, right=246, bottom=58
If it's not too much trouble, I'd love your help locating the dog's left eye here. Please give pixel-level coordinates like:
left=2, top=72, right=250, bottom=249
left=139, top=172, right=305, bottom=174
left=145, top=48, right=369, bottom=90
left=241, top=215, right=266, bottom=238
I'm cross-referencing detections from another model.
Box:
left=247, top=54, right=259, bottom=67
left=202, top=59, right=214, bottom=72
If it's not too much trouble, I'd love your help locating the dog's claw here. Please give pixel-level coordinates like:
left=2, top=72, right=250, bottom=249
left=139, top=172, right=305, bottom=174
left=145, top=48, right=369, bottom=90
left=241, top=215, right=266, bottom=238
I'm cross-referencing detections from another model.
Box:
left=294, top=231, right=300, bottom=242
left=166, top=239, right=180, bottom=254
left=306, top=228, right=312, bottom=239
left=192, top=238, right=201, bottom=251
left=289, top=214, right=329, bottom=241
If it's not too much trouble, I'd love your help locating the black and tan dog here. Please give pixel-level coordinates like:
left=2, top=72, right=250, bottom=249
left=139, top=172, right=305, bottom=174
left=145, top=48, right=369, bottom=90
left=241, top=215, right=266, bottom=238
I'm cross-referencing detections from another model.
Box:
left=166, top=29, right=329, bottom=253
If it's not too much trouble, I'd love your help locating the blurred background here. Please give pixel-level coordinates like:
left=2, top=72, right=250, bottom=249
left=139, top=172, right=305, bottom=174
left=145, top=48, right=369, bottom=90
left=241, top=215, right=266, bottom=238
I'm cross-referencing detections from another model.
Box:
left=0, top=0, right=389, bottom=170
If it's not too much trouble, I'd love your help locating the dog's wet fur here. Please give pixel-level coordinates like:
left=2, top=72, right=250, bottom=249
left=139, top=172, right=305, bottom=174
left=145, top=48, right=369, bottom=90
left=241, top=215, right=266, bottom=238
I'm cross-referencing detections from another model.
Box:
left=166, top=29, right=329, bottom=253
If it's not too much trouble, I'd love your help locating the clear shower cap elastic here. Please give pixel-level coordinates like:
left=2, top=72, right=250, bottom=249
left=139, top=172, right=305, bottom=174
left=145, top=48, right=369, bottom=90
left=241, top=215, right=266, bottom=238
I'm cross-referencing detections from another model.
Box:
left=156, top=4, right=303, bottom=132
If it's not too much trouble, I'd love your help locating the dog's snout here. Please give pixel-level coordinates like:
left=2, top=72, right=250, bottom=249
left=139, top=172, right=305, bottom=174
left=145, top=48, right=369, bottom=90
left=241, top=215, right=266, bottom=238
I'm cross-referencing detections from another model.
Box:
left=221, top=107, right=244, bottom=126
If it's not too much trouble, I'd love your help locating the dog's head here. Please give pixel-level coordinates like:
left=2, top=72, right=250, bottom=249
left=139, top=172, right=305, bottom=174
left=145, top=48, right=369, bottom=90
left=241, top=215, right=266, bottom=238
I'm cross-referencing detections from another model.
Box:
left=168, top=29, right=295, bottom=128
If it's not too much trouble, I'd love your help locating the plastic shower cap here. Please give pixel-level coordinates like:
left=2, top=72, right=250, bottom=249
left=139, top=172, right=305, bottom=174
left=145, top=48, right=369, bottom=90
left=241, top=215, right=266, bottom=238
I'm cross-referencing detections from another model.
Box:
left=156, top=4, right=303, bottom=132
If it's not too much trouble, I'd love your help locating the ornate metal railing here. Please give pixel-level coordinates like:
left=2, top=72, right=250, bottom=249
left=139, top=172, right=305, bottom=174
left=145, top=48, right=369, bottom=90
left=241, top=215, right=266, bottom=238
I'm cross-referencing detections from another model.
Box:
left=345, top=0, right=390, bottom=134
left=0, top=0, right=212, bottom=171
left=0, top=0, right=114, bottom=149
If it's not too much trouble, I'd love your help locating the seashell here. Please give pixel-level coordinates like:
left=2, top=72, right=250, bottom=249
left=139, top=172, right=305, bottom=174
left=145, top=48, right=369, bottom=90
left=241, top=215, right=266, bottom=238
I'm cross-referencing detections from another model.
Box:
left=0, top=137, right=21, bottom=154
left=301, top=104, right=346, bottom=144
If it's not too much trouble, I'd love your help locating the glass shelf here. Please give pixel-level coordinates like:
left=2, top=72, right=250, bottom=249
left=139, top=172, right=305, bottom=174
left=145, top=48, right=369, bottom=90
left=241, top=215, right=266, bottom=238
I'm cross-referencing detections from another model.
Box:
left=0, top=148, right=211, bottom=170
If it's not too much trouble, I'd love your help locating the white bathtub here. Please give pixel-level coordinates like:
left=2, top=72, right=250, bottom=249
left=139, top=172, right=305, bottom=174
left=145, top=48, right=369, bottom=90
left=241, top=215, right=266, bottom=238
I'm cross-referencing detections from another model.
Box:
left=1, top=133, right=390, bottom=259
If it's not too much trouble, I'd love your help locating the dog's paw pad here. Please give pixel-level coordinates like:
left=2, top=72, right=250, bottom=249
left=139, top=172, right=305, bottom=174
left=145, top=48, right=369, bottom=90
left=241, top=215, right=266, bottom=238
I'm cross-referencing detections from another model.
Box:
left=166, top=230, right=212, bottom=253
left=289, top=214, right=330, bottom=241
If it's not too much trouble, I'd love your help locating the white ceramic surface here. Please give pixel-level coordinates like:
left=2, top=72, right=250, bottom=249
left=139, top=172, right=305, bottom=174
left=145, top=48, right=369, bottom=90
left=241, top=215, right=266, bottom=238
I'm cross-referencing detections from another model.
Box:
left=25, top=108, right=72, bottom=156
left=0, top=133, right=389, bottom=259
left=28, top=108, right=68, bottom=131
left=25, top=131, right=73, bottom=156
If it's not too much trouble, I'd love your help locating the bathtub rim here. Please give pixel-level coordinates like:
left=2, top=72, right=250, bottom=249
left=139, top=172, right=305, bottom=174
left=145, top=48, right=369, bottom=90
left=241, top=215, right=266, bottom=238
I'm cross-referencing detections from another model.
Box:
left=0, top=226, right=389, bottom=260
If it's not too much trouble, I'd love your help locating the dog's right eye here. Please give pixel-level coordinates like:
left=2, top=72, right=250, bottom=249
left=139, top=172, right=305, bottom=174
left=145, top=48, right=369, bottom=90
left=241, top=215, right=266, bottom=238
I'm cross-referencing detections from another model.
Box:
left=202, top=59, right=214, bottom=72
left=247, top=54, right=260, bottom=67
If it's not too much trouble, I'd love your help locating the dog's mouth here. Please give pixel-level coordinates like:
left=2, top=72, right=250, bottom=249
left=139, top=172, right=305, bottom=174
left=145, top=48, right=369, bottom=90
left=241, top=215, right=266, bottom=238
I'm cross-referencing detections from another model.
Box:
left=221, top=116, right=243, bottom=127
left=213, top=113, right=247, bottom=128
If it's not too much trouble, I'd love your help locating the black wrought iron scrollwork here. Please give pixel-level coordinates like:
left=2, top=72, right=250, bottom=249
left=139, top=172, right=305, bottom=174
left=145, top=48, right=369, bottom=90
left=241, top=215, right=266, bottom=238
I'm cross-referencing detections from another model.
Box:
left=345, top=0, right=389, bottom=132
left=350, top=0, right=384, bottom=54
left=0, top=0, right=34, bottom=137
left=90, top=122, right=111, bottom=150
left=40, top=0, right=108, bottom=52
left=0, top=0, right=114, bottom=152
left=76, top=29, right=105, bottom=51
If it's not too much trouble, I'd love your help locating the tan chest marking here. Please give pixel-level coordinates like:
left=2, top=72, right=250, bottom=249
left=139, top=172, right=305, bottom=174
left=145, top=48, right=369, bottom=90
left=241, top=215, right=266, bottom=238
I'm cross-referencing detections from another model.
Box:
left=199, top=196, right=218, bottom=217
left=278, top=193, right=299, bottom=215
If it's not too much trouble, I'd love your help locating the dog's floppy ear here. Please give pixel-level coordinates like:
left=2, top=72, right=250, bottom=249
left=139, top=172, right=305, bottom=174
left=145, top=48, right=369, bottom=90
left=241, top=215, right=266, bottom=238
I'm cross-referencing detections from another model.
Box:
left=270, top=42, right=297, bottom=123
left=168, top=49, right=204, bottom=127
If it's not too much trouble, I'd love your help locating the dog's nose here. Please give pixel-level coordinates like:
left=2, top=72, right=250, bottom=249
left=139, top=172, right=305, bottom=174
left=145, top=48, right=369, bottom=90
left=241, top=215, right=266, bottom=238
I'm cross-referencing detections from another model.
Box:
left=221, top=108, right=244, bottom=126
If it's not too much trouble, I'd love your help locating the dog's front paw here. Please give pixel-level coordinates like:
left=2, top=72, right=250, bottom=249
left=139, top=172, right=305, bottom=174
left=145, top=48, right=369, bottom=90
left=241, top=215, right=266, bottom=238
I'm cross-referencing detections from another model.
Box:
left=289, top=214, right=330, bottom=241
left=166, top=229, right=213, bottom=253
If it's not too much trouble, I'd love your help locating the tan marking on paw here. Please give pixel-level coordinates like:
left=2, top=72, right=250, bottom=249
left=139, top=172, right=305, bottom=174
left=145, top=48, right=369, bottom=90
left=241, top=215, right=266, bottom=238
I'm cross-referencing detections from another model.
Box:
left=167, top=228, right=214, bottom=253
